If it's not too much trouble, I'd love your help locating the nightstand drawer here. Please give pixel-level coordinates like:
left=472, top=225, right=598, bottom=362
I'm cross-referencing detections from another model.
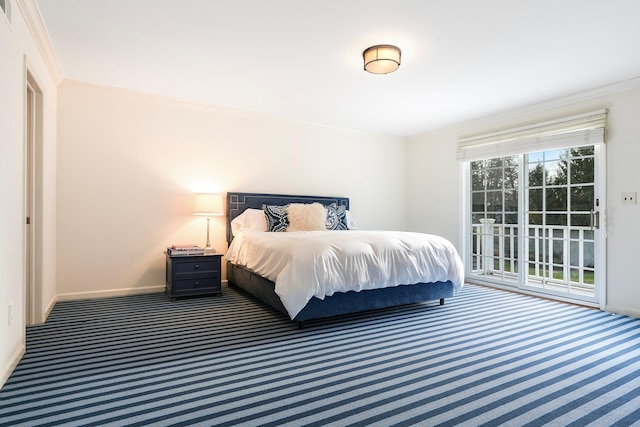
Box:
left=173, top=275, right=221, bottom=293
left=173, top=259, right=219, bottom=274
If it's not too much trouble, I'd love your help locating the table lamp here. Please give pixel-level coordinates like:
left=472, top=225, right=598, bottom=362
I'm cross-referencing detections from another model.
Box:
left=194, top=193, right=223, bottom=252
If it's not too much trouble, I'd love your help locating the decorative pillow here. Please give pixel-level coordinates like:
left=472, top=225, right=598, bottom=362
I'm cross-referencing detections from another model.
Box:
left=262, top=204, right=289, bottom=232
left=325, top=203, right=349, bottom=230
left=230, top=208, right=268, bottom=235
left=286, top=203, right=327, bottom=232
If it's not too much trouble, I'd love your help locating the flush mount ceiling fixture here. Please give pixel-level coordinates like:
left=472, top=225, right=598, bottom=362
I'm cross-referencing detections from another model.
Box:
left=363, top=44, right=401, bottom=74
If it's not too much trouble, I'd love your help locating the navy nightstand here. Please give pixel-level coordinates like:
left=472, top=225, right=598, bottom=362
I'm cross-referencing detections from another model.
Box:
left=165, top=252, right=222, bottom=298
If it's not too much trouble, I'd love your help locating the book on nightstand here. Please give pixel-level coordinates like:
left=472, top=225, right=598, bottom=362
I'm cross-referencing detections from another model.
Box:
left=166, top=245, right=205, bottom=256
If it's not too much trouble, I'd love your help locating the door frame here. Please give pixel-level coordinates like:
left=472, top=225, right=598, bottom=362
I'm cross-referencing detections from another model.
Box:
left=24, top=64, right=44, bottom=326
left=594, top=143, right=607, bottom=310
left=463, top=146, right=607, bottom=310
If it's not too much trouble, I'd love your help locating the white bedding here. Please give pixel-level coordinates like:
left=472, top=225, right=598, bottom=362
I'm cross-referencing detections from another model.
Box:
left=226, top=229, right=465, bottom=319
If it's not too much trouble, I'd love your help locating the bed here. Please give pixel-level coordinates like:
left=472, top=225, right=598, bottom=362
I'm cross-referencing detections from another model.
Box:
left=225, top=192, right=464, bottom=327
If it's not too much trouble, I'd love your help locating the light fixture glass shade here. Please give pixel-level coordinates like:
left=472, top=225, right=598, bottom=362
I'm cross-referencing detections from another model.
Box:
left=363, top=45, right=401, bottom=74
left=194, top=193, right=223, bottom=216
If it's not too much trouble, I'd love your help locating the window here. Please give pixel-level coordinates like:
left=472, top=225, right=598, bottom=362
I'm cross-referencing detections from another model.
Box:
left=470, top=156, right=519, bottom=283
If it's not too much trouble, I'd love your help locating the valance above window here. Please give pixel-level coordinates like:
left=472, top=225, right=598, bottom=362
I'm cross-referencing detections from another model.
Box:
left=456, top=109, right=607, bottom=162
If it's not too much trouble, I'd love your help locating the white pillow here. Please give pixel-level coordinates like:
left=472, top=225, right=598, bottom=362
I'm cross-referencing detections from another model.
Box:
left=345, top=210, right=359, bottom=230
left=231, top=208, right=268, bottom=235
left=286, top=203, right=327, bottom=232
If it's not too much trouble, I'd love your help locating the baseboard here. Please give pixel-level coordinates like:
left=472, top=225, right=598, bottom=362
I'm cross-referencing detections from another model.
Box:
left=606, top=304, right=640, bottom=319
left=43, top=295, right=56, bottom=322
left=56, top=285, right=166, bottom=301
left=56, top=281, right=229, bottom=302
left=0, top=343, right=25, bottom=390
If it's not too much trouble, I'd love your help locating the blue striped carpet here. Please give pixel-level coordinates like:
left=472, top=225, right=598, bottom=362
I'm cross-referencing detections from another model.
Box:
left=1, top=284, right=640, bottom=426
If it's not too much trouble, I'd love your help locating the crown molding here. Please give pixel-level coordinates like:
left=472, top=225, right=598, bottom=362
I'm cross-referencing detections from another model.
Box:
left=16, top=0, right=62, bottom=83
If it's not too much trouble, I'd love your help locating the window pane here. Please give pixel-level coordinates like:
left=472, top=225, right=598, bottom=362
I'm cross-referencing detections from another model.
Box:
left=571, top=145, right=594, bottom=156
left=546, top=213, right=567, bottom=226
left=570, top=214, right=591, bottom=227
left=528, top=151, right=544, bottom=162
left=553, top=240, right=564, bottom=264
left=545, top=160, right=565, bottom=185
left=546, top=187, right=567, bottom=211
left=505, top=190, right=518, bottom=212
left=570, top=241, right=579, bottom=267
left=529, top=189, right=543, bottom=211
left=584, top=242, right=594, bottom=268
left=487, top=191, right=503, bottom=211
left=570, top=186, right=593, bottom=211
left=472, top=192, right=485, bottom=212
left=570, top=268, right=580, bottom=283
left=528, top=162, right=544, bottom=187
left=486, top=158, right=503, bottom=168
left=471, top=160, right=484, bottom=171
left=582, top=242, right=595, bottom=268
left=527, top=240, right=536, bottom=260
left=570, top=157, right=594, bottom=184
left=538, top=239, right=546, bottom=259
left=471, top=169, right=485, bottom=190
left=504, top=213, right=518, bottom=224
left=503, top=157, right=518, bottom=189
left=486, top=169, right=503, bottom=190
left=544, top=149, right=565, bottom=161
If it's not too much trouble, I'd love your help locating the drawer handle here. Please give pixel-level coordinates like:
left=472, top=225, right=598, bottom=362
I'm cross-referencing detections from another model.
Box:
left=194, top=281, right=200, bottom=287
left=194, top=264, right=200, bottom=269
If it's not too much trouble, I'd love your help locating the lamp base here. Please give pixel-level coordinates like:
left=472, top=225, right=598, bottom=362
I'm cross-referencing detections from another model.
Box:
left=204, top=247, right=218, bottom=254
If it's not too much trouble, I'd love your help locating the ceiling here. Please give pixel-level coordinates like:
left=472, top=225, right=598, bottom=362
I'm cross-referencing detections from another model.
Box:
left=36, top=0, right=640, bottom=136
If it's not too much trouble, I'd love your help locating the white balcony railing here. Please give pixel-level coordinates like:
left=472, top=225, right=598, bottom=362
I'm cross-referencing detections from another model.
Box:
left=470, top=222, right=595, bottom=292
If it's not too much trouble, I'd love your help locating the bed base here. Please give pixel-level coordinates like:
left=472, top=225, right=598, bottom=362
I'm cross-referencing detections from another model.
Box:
left=227, top=262, right=454, bottom=328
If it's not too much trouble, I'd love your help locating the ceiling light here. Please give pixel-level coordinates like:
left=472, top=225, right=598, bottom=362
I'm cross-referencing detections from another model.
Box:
left=363, top=45, right=401, bottom=74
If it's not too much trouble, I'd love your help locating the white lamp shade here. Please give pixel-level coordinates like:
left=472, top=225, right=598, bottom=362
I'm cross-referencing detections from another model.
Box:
left=363, top=45, right=401, bottom=74
left=194, top=193, right=223, bottom=216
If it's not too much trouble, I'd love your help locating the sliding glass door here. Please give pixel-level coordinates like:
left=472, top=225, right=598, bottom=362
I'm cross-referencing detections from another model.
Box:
left=467, top=144, right=604, bottom=306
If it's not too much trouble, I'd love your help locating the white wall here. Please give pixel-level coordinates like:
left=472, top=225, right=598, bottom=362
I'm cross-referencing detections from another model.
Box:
left=0, top=0, right=58, bottom=388
left=407, top=81, right=640, bottom=318
left=56, top=80, right=407, bottom=299
left=406, top=127, right=460, bottom=246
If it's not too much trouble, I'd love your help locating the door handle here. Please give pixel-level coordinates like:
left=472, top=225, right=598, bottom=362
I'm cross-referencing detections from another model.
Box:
left=590, top=210, right=600, bottom=230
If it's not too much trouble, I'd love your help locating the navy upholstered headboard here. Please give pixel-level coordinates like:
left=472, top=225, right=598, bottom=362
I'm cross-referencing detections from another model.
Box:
left=226, top=192, right=349, bottom=243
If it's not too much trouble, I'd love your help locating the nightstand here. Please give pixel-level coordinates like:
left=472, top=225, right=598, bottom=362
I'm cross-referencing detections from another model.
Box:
left=165, top=252, right=222, bottom=298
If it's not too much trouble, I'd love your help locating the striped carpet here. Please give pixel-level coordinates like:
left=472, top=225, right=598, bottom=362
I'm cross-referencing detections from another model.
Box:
left=1, top=284, right=640, bottom=427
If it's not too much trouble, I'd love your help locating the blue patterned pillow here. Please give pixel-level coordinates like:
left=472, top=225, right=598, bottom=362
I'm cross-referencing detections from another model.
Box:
left=262, top=204, right=289, bottom=232
left=325, top=203, right=348, bottom=230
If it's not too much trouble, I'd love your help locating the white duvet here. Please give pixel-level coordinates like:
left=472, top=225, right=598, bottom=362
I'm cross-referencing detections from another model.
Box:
left=226, top=229, right=465, bottom=319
